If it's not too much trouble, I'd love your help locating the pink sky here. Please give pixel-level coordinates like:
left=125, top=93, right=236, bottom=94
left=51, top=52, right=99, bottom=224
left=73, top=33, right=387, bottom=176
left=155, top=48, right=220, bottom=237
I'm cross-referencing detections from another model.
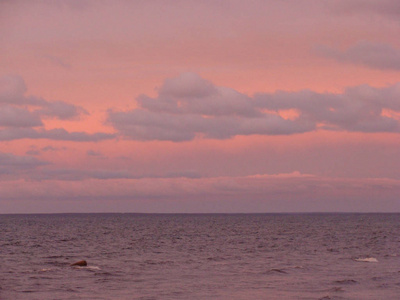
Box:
left=1, top=0, right=400, bottom=213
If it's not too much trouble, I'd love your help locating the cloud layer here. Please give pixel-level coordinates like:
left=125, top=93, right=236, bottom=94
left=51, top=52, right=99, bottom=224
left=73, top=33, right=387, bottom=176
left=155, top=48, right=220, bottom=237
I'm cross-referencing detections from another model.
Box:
left=1, top=174, right=399, bottom=213
left=108, top=73, right=400, bottom=141
left=317, top=41, right=400, bottom=71
left=329, top=0, right=400, bottom=17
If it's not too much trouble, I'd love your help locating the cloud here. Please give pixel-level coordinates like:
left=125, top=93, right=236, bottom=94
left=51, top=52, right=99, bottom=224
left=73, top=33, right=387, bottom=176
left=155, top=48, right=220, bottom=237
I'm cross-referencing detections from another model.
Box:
left=87, top=150, right=103, bottom=157
left=26, top=149, right=40, bottom=156
left=37, top=101, right=88, bottom=120
left=255, top=84, right=400, bottom=133
left=28, top=167, right=203, bottom=181
left=108, top=73, right=400, bottom=141
left=108, top=73, right=315, bottom=141
left=2, top=174, right=400, bottom=212
left=0, top=74, right=113, bottom=141
left=0, top=75, right=87, bottom=119
left=0, top=105, right=43, bottom=127
left=0, top=128, right=115, bottom=142
left=327, top=0, right=400, bottom=17
left=42, top=54, right=71, bottom=69
left=0, top=152, right=49, bottom=177
left=316, top=41, right=400, bottom=71
left=42, top=146, right=66, bottom=152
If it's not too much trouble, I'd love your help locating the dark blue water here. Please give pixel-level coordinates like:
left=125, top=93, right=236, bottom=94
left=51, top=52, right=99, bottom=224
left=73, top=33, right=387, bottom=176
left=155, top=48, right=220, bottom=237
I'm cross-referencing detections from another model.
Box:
left=1, top=213, right=399, bottom=299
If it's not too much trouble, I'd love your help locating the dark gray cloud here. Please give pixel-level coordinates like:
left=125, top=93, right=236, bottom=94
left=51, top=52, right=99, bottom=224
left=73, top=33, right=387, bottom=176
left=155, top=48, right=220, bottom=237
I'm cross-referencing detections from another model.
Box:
left=316, top=41, right=400, bottom=71
left=108, top=73, right=400, bottom=141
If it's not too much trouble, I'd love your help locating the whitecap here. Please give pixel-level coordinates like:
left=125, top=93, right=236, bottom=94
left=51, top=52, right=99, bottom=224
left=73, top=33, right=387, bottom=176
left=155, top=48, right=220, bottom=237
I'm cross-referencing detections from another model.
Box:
left=354, top=257, right=378, bottom=263
left=87, top=266, right=101, bottom=270
left=39, top=268, right=53, bottom=272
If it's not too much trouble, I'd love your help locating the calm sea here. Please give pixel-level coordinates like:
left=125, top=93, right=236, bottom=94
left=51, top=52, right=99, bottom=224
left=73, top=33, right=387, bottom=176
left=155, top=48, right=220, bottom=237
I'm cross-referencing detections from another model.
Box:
left=1, top=213, right=399, bottom=299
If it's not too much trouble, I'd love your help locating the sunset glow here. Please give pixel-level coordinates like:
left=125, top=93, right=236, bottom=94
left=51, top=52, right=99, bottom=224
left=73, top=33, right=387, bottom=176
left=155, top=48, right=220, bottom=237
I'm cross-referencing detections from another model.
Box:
left=1, top=0, right=399, bottom=213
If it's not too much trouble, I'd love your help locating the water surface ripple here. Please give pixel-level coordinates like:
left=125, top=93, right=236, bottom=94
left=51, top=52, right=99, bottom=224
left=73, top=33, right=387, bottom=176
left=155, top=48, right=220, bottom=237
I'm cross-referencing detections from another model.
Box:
left=1, top=213, right=399, bottom=299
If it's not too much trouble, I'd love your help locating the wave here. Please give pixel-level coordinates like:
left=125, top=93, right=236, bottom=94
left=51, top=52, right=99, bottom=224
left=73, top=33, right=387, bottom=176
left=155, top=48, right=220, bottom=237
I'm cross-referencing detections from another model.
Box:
left=334, top=279, right=358, bottom=285
left=354, top=257, right=378, bottom=263
left=72, top=266, right=101, bottom=271
left=264, top=268, right=288, bottom=274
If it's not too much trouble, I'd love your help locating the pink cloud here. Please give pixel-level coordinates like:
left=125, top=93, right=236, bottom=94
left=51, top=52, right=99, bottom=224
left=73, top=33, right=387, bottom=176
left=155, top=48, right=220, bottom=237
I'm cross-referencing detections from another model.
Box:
left=108, top=73, right=400, bottom=141
left=0, top=75, right=114, bottom=141
left=1, top=0, right=400, bottom=213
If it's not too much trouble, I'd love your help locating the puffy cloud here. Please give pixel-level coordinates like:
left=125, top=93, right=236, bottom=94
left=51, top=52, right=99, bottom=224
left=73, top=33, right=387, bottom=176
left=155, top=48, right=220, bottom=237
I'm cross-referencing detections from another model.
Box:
left=256, top=83, right=400, bottom=133
left=0, top=75, right=87, bottom=119
left=109, top=73, right=314, bottom=141
left=137, top=73, right=259, bottom=117
left=108, top=73, right=400, bottom=141
left=316, top=41, right=400, bottom=71
left=0, top=75, right=112, bottom=141
left=158, top=72, right=218, bottom=99
left=0, top=75, right=47, bottom=106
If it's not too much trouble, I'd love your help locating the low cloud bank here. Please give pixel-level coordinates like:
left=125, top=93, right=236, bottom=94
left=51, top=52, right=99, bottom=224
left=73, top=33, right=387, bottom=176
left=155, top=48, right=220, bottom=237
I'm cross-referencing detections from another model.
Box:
left=1, top=173, right=399, bottom=213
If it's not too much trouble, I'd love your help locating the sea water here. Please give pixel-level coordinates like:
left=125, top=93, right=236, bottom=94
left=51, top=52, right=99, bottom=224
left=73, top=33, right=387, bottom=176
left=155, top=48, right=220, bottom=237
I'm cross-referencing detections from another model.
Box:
left=1, top=213, right=399, bottom=299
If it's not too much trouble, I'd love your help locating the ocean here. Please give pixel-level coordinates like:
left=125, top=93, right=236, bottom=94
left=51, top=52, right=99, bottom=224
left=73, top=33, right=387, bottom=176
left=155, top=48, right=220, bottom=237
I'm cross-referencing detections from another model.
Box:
left=0, top=213, right=399, bottom=299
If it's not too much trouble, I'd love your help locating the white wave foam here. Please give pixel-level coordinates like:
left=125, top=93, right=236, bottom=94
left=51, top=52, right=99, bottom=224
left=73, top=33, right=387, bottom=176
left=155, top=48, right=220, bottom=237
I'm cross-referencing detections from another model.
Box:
left=74, top=266, right=101, bottom=270
left=39, top=268, right=53, bottom=272
left=354, top=257, right=378, bottom=263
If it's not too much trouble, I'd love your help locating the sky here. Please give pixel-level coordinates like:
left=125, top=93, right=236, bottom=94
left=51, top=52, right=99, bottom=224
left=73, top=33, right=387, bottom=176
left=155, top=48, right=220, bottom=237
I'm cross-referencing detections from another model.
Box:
left=0, top=0, right=400, bottom=213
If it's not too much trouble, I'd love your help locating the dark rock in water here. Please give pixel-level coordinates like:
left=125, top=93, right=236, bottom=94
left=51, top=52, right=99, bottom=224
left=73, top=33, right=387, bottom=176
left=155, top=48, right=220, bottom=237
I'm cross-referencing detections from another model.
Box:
left=70, top=260, right=87, bottom=266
